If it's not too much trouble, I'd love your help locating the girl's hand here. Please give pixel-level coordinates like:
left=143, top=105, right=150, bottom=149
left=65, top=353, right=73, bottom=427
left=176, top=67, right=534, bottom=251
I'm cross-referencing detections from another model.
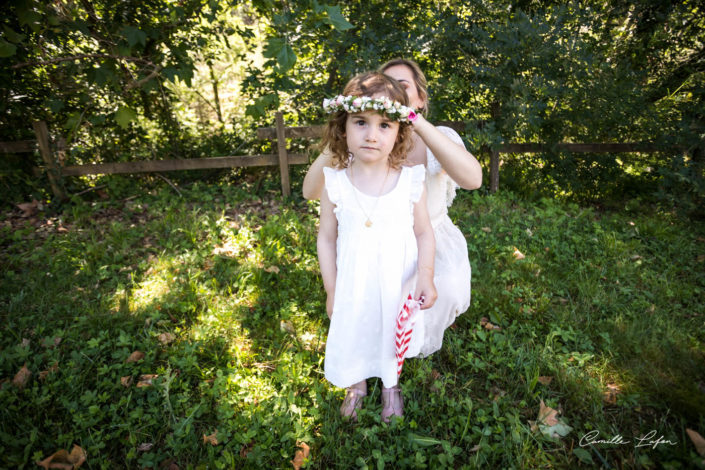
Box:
left=326, top=292, right=335, bottom=319
left=414, top=277, right=437, bottom=310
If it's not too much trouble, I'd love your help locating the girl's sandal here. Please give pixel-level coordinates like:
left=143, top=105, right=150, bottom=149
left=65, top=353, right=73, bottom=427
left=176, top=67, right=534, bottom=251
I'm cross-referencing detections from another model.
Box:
left=381, top=385, right=404, bottom=423
left=340, top=387, right=367, bottom=421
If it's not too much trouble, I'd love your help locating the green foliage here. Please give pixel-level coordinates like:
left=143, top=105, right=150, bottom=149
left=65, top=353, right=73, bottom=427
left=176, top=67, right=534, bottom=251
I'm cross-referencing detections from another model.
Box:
left=1, top=1, right=704, bottom=209
left=1, top=185, right=704, bottom=468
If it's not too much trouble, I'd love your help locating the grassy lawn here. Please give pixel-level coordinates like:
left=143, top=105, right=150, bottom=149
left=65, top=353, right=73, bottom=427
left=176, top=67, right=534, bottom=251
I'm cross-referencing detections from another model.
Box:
left=1, top=179, right=704, bottom=469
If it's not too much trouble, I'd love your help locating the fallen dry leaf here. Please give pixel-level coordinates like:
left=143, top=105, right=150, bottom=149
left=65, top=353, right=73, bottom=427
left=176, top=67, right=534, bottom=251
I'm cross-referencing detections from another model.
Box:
left=36, top=444, right=86, bottom=469
left=136, top=374, right=158, bottom=387
left=158, top=332, right=175, bottom=345
left=38, top=362, right=59, bottom=381
left=291, top=441, right=310, bottom=470
left=240, top=441, right=254, bottom=458
left=512, top=247, right=525, bottom=260
left=21, top=338, right=30, bottom=347
left=631, top=254, right=642, bottom=261
left=264, top=265, right=280, bottom=274
left=126, top=351, right=145, bottom=363
left=12, top=364, right=31, bottom=389
left=469, top=444, right=480, bottom=452
left=137, top=443, right=153, bottom=452
left=603, top=383, right=620, bottom=405
left=490, top=386, right=506, bottom=401
left=481, top=227, right=492, bottom=233
left=280, top=320, right=295, bottom=334
left=159, top=458, right=179, bottom=470
left=213, top=241, right=238, bottom=257
left=120, top=376, right=134, bottom=387
left=480, top=317, right=502, bottom=331
left=686, top=428, right=705, bottom=457
left=537, top=376, right=553, bottom=386
left=17, top=199, right=39, bottom=217
left=203, top=431, right=219, bottom=446
left=530, top=400, right=572, bottom=439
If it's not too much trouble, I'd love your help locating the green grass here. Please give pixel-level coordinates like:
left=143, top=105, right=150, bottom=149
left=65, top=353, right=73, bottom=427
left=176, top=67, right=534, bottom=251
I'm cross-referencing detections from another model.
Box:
left=1, top=181, right=704, bottom=469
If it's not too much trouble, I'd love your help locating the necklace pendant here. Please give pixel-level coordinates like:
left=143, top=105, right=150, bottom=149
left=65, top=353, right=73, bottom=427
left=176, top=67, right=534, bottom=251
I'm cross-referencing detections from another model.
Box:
left=365, top=219, right=372, bottom=227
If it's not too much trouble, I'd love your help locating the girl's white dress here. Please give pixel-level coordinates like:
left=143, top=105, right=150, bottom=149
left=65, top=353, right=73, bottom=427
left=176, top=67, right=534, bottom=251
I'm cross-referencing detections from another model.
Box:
left=415, top=126, right=472, bottom=357
left=323, top=164, right=426, bottom=389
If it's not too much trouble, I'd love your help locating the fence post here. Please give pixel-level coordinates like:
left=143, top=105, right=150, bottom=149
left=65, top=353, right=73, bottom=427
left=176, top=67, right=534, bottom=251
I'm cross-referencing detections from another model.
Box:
left=490, top=150, right=499, bottom=193
left=33, top=121, right=67, bottom=201
left=275, top=112, right=291, bottom=197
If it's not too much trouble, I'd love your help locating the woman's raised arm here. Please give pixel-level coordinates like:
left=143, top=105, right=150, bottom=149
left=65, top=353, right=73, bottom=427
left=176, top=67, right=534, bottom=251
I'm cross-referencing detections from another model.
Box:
left=302, top=148, right=334, bottom=200
left=412, top=115, right=482, bottom=190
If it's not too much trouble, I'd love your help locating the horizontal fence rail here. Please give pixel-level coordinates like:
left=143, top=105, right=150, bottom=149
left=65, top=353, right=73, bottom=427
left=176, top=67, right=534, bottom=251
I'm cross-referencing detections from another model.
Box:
left=60, top=154, right=308, bottom=176
left=1, top=115, right=686, bottom=199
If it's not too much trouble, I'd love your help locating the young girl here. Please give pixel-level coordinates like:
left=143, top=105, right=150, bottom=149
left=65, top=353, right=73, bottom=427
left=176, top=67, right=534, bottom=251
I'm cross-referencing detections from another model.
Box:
left=306, top=59, right=482, bottom=358
left=317, top=72, right=437, bottom=422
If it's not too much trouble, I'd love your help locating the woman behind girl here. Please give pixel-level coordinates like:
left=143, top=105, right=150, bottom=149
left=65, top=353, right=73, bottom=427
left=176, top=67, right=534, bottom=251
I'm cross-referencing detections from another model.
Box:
left=317, top=72, right=437, bottom=422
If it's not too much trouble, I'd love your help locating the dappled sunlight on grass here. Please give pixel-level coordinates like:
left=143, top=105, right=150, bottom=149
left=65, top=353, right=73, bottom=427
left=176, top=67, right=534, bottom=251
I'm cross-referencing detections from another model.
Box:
left=2, top=184, right=703, bottom=468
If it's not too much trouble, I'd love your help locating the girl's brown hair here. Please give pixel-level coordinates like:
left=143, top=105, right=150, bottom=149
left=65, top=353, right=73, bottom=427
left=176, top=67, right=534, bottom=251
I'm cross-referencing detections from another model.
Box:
left=321, top=72, right=413, bottom=169
left=379, top=58, right=429, bottom=115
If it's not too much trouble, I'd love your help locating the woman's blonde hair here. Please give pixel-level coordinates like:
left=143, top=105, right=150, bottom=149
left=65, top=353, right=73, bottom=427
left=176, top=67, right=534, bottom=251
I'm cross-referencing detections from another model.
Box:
left=321, top=72, right=413, bottom=169
left=379, top=58, right=429, bottom=115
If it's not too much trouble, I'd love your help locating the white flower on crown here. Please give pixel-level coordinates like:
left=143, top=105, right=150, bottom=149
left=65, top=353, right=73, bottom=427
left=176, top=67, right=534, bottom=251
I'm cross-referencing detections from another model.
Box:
left=321, top=94, right=418, bottom=123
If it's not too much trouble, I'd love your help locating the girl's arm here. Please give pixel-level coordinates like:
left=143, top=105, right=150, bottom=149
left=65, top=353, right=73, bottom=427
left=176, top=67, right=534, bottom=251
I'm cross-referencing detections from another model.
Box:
left=317, top=186, right=338, bottom=318
left=412, top=186, right=437, bottom=310
left=412, top=115, right=483, bottom=190
left=302, top=148, right=334, bottom=200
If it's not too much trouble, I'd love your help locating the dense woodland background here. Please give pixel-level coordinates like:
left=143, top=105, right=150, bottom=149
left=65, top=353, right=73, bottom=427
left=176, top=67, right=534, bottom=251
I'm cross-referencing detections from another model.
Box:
left=1, top=0, right=704, bottom=211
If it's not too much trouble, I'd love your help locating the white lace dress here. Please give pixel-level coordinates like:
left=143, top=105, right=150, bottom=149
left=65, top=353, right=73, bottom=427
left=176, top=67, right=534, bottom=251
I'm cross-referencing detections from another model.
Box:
left=323, top=165, right=426, bottom=389
left=415, top=126, right=472, bottom=357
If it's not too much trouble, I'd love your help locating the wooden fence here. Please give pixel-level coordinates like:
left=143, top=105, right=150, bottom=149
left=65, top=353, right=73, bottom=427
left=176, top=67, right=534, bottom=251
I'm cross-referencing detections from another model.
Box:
left=1, top=115, right=672, bottom=200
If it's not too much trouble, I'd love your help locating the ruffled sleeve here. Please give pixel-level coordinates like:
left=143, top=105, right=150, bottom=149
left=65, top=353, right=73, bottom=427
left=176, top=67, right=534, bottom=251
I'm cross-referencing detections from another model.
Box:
left=429, top=126, right=467, bottom=207
left=426, top=126, right=466, bottom=176
left=409, top=164, right=426, bottom=204
left=322, top=167, right=341, bottom=208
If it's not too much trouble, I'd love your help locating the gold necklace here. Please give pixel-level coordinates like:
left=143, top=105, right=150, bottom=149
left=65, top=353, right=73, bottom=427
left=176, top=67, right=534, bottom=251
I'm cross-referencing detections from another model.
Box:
left=349, top=163, right=390, bottom=228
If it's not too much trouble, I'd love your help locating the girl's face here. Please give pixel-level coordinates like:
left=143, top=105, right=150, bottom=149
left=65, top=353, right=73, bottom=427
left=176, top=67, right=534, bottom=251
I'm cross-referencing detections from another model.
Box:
left=345, top=110, right=399, bottom=166
left=383, top=64, right=425, bottom=110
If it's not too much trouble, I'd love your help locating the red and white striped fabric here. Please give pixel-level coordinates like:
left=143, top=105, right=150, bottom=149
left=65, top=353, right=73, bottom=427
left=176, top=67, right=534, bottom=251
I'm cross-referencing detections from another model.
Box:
left=395, top=293, right=423, bottom=377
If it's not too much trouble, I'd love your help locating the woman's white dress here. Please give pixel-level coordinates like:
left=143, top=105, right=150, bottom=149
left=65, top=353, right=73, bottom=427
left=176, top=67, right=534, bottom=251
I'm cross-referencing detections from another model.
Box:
left=415, top=126, right=472, bottom=357
left=323, top=165, right=426, bottom=389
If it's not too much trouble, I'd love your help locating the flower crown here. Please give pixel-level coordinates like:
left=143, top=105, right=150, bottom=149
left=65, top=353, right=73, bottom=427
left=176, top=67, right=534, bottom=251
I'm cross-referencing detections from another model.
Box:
left=322, top=95, right=418, bottom=123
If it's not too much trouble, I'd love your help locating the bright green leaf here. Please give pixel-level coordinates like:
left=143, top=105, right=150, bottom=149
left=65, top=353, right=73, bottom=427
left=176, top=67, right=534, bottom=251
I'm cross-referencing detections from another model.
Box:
left=263, top=37, right=284, bottom=59
left=277, top=44, right=296, bottom=72
left=324, top=5, right=354, bottom=31
left=245, top=94, right=279, bottom=120
left=409, top=433, right=442, bottom=447
left=115, top=106, right=137, bottom=129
